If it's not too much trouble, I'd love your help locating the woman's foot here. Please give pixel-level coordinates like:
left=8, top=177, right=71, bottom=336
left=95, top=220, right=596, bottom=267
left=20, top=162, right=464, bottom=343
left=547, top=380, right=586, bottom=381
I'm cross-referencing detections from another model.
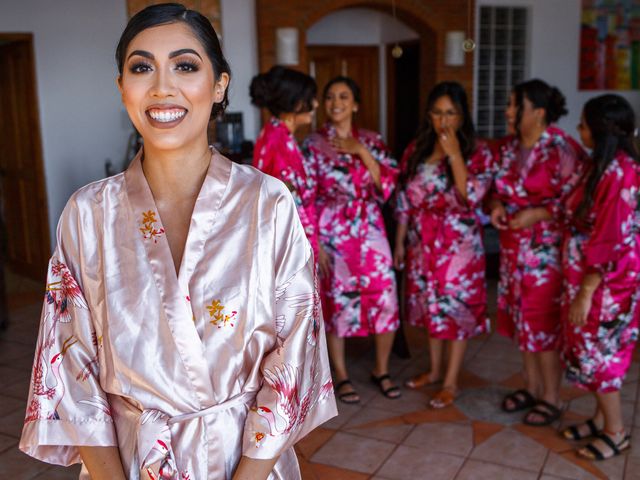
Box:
left=429, top=386, right=458, bottom=409
left=523, top=400, right=563, bottom=426
left=371, top=372, right=402, bottom=399
left=404, top=371, right=442, bottom=390
left=577, top=430, right=631, bottom=460
left=562, top=418, right=602, bottom=441
left=334, top=379, right=360, bottom=404
left=501, top=389, right=537, bottom=413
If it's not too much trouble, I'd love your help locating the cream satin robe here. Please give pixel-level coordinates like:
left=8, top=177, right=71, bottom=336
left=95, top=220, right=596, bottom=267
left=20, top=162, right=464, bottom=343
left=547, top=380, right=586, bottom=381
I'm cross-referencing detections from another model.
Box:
left=19, top=150, right=337, bottom=480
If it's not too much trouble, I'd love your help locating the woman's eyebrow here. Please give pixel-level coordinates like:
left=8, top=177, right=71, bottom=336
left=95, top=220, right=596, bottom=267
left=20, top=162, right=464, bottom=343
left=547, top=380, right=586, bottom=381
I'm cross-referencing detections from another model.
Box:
left=169, top=48, right=202, bottom=60
left=127, top=50, right=153, bottom=61
left=126, top=49, right=202, bottom=61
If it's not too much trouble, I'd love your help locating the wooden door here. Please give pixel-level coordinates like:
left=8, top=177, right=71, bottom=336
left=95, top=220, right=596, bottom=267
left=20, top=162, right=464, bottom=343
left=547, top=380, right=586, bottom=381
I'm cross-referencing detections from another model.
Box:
left=308, top=45, right=379, bottom=133
left=0, top=35, right=50, bottom=281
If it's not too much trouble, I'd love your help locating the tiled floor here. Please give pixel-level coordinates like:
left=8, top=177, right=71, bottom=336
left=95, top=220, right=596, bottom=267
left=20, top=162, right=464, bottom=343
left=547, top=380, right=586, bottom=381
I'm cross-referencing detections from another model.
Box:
left=1, top=273, right=639, bottom=479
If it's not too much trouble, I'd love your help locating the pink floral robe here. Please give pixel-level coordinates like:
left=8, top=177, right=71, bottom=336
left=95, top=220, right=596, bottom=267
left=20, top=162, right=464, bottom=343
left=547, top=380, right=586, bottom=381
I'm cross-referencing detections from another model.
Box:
left=254, top=117, right=318, bottom=257
left=395, top=141, right=494, bottom=340
left=493, top=126, right=585, bottom=352
left=561, top=151, right=640, bottom=393
left=303, top=124, right=399, bottom=338
left=20, top=149, right=337, bottom=479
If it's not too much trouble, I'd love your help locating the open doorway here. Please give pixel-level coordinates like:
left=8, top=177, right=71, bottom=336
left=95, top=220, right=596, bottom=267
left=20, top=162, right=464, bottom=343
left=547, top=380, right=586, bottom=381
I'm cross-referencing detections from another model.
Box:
left=0, top=34, right=50, bottom=291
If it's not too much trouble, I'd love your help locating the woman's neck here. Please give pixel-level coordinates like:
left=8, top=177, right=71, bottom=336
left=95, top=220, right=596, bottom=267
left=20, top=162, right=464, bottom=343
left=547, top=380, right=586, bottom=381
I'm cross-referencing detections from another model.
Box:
left=142, top=139, right=211, bottom=200
left=333, top=119, right=352, bottom=138
left=520, top=124, right=546, bottom=149
left=278, top=114, right=296, bottom=134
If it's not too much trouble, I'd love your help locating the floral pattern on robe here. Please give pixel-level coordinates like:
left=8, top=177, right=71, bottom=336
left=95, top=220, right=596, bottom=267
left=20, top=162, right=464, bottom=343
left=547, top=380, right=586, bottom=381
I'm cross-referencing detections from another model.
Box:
left=254, top=117, right=318, bottom=257
left=493, top=126, right=585, bottom=352
left=303, top=124, right=399, bottom=337
left=561, top=151, right=640, bottom=393
left=20, top=149, right=337, bottom=480
left=395, top=141, right=494, bottom=340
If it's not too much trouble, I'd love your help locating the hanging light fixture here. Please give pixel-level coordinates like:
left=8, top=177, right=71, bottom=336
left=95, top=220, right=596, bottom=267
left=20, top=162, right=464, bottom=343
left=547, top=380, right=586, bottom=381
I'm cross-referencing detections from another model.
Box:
left=390, top=0, right=403, bottom=59
left=463, top=0, right=476, bottom=52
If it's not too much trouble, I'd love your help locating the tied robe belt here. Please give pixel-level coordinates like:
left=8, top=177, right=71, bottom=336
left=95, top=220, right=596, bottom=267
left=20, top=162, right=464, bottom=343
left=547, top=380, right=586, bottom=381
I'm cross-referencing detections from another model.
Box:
left=137, top=391, right=256, bottom=478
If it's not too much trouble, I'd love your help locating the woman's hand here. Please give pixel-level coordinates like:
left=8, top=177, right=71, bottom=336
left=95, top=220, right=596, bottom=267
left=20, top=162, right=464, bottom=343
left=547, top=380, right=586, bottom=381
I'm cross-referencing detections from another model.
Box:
left=330, top=136, right=363, bottom=156
left=569, top=290, right=593, bottom=327
left=509, top=207, right=550, bottom=230
left=318, top=246, right=332, bottom=279
left=490, top=201, right=508, bottom=230
left=393, top=243, right=405, bottom=270
left=438, top=126, right=462, bottom=160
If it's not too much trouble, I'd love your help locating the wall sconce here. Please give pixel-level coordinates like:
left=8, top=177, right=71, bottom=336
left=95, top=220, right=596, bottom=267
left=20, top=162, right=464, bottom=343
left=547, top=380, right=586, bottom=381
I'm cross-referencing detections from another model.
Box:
left=275, top=27, right=299, bottom=65
left=444, top=31, right=466, bottom=66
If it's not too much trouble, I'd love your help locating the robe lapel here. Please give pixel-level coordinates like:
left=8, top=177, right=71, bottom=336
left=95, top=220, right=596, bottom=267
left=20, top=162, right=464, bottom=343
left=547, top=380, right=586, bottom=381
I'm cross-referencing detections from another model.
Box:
left=124, top=150, right=228, bottom=406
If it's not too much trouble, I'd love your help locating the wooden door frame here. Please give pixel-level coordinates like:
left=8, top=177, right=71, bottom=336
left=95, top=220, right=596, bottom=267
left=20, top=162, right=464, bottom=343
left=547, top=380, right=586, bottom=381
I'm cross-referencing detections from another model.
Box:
left=0, top=33, right=51, bottom=279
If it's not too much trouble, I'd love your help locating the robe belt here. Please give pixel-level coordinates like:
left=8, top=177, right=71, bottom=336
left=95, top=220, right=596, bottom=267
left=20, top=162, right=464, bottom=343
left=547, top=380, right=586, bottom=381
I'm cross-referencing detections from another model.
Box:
left=137, top=391, right=256, bottom=478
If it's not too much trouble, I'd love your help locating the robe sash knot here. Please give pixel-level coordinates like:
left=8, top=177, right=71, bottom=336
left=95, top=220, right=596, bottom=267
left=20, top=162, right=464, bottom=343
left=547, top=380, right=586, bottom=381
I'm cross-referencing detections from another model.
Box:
left=137, top=391, right=256, bottom=479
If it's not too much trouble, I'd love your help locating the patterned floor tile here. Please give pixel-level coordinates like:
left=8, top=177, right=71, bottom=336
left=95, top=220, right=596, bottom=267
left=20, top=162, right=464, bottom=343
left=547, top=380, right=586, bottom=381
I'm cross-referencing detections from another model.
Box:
left=311, top=431, right=395, bottom=474
left=403, top=422, right=473, bottom=456
left=377, top=445, right=465, bottom=480
left=455, top=459, right=538, bottom=480
left=469, top=427, right=548, bottom=472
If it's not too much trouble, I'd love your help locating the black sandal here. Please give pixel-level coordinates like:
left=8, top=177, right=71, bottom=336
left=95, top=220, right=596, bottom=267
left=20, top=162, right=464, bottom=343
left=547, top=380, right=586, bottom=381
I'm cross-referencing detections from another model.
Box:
left=578, top=432, right=631, bottom=461
left=501, top=389, right=536, bottom=413
left=334, top=379, right=360, bottom=404
left=562, top=419, right=601, bottom=441
left=370, top=373, right=401, bottom=399
left=523, top=400, right=562, bottom=426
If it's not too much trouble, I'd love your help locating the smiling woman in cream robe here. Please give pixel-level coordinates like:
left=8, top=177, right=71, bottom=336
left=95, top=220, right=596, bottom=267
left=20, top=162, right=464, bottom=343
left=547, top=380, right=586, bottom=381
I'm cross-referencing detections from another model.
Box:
left=19, top=4, right=336, bottom=480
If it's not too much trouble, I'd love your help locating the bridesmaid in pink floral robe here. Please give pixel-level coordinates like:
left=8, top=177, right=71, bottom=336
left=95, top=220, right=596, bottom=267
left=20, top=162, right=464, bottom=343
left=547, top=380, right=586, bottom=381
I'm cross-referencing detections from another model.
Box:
left=394, top=82, right=493, bottom=408
left=303, top=76, right=400, bottom=403
left=251, top=66, right=318, bottom=256
left=489, top=80, right=585, bottom=426
left=560, top=95, right=640, bottom=460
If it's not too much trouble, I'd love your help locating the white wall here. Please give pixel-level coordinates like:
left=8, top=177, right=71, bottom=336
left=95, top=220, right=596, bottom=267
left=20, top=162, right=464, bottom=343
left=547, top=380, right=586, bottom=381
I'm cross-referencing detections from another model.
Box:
left=307, top=8, right=418, bottom=138
left=220, top=0, right=260, bottom=141
left=1, top=0, right=130, bottom=244
left=476, top=0, right=640, bottom=136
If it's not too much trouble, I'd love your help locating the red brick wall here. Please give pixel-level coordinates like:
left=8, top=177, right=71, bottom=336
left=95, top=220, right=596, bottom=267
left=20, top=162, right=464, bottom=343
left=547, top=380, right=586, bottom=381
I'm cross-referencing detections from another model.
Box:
left=256, top=0, right=475, bottom=108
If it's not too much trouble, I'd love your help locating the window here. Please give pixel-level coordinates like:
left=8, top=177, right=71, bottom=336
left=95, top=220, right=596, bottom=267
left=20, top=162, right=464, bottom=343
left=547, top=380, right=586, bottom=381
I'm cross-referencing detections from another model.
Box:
left=475, top=6, right=528, bottom=138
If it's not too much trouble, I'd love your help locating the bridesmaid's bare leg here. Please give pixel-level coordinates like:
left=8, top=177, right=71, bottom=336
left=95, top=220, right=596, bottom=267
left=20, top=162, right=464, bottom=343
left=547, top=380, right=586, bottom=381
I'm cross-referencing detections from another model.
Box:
left=523, top=350, right=562, bottom=424
left=428, top=337, right=444, bottom=381
left=328, top=333, right=358, bottom=400
left=504, top=350, right=541, bottom=411
left=442, top=340, right=467, bottom=391
left=373, top=331, right=395, bottom=376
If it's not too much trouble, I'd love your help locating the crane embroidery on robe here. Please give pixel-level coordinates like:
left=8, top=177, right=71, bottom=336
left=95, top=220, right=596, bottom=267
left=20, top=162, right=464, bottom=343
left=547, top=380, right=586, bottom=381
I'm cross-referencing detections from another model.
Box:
left=25, top=336, right=78, bottom=422
left=255, top=363, right=332, bottom=436
left=207, top=299, right=237, bottom=328
left=77, top=332, right=103, bottom=381
left=43, top=260, right=88, bottom=348
left=140, top=210, right=165, bottom=243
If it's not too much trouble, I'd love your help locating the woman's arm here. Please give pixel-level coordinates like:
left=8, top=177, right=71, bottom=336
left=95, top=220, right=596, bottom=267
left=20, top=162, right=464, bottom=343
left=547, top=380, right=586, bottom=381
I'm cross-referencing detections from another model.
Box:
left=233, top=456, right=278, bottom=480
left=393, top=222, right=408, bottom=270
left=79, top=446, right=126, bottom=480
left=569, top=272, right=602, bottom=327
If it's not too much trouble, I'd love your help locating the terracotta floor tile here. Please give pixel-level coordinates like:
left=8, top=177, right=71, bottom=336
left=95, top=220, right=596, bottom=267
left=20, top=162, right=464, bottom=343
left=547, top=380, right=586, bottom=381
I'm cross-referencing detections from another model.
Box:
left=557, top=451, right=609, bottom=480
left=296, top=428, right=336, bottom=460
left=343, top=406, right=404, bottom=429
left=465, top=356, right=522, bottom=383
left=402, top=405, right=467, bottom=424
left=322, top=401, right=361, bottom=430
left=403, top=421, right=473, bottom=456
left=500, top=372, right=526, bottom=390
left=542, top=451, right=599, bottom=480
left=310, top=462, right=372, bottom=479
left=513, top=424, right=573, bottom=453
left=311, top=431, right=395, bottom=474
left=297, top=455, right=317, bottom=480
left=377, top=445, right=465, bottom=480
left=471, top=421, right=505, bottom=446
left=469, top=427, right=547, bottom=472
left=458, top=370, right=490, bottom=390
left=455, top=459, right=538, bottom=480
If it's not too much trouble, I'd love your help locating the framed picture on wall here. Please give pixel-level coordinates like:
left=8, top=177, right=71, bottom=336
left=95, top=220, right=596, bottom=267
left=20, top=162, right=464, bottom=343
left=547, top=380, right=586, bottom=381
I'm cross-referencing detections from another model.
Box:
left=579, top=0, right=640, bottom=90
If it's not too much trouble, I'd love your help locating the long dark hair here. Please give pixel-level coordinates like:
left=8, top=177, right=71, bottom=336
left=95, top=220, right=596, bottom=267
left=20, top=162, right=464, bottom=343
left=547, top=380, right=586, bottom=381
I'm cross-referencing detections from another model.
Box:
left=115, top=3, right=231, bottom=119
left=402, top=81, right=476, bottom=183
left=575, top=94, right=639, bottom=220
left=513, top=79, right=567, bottom=135
left=250, top=66, right=317, bottom=116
